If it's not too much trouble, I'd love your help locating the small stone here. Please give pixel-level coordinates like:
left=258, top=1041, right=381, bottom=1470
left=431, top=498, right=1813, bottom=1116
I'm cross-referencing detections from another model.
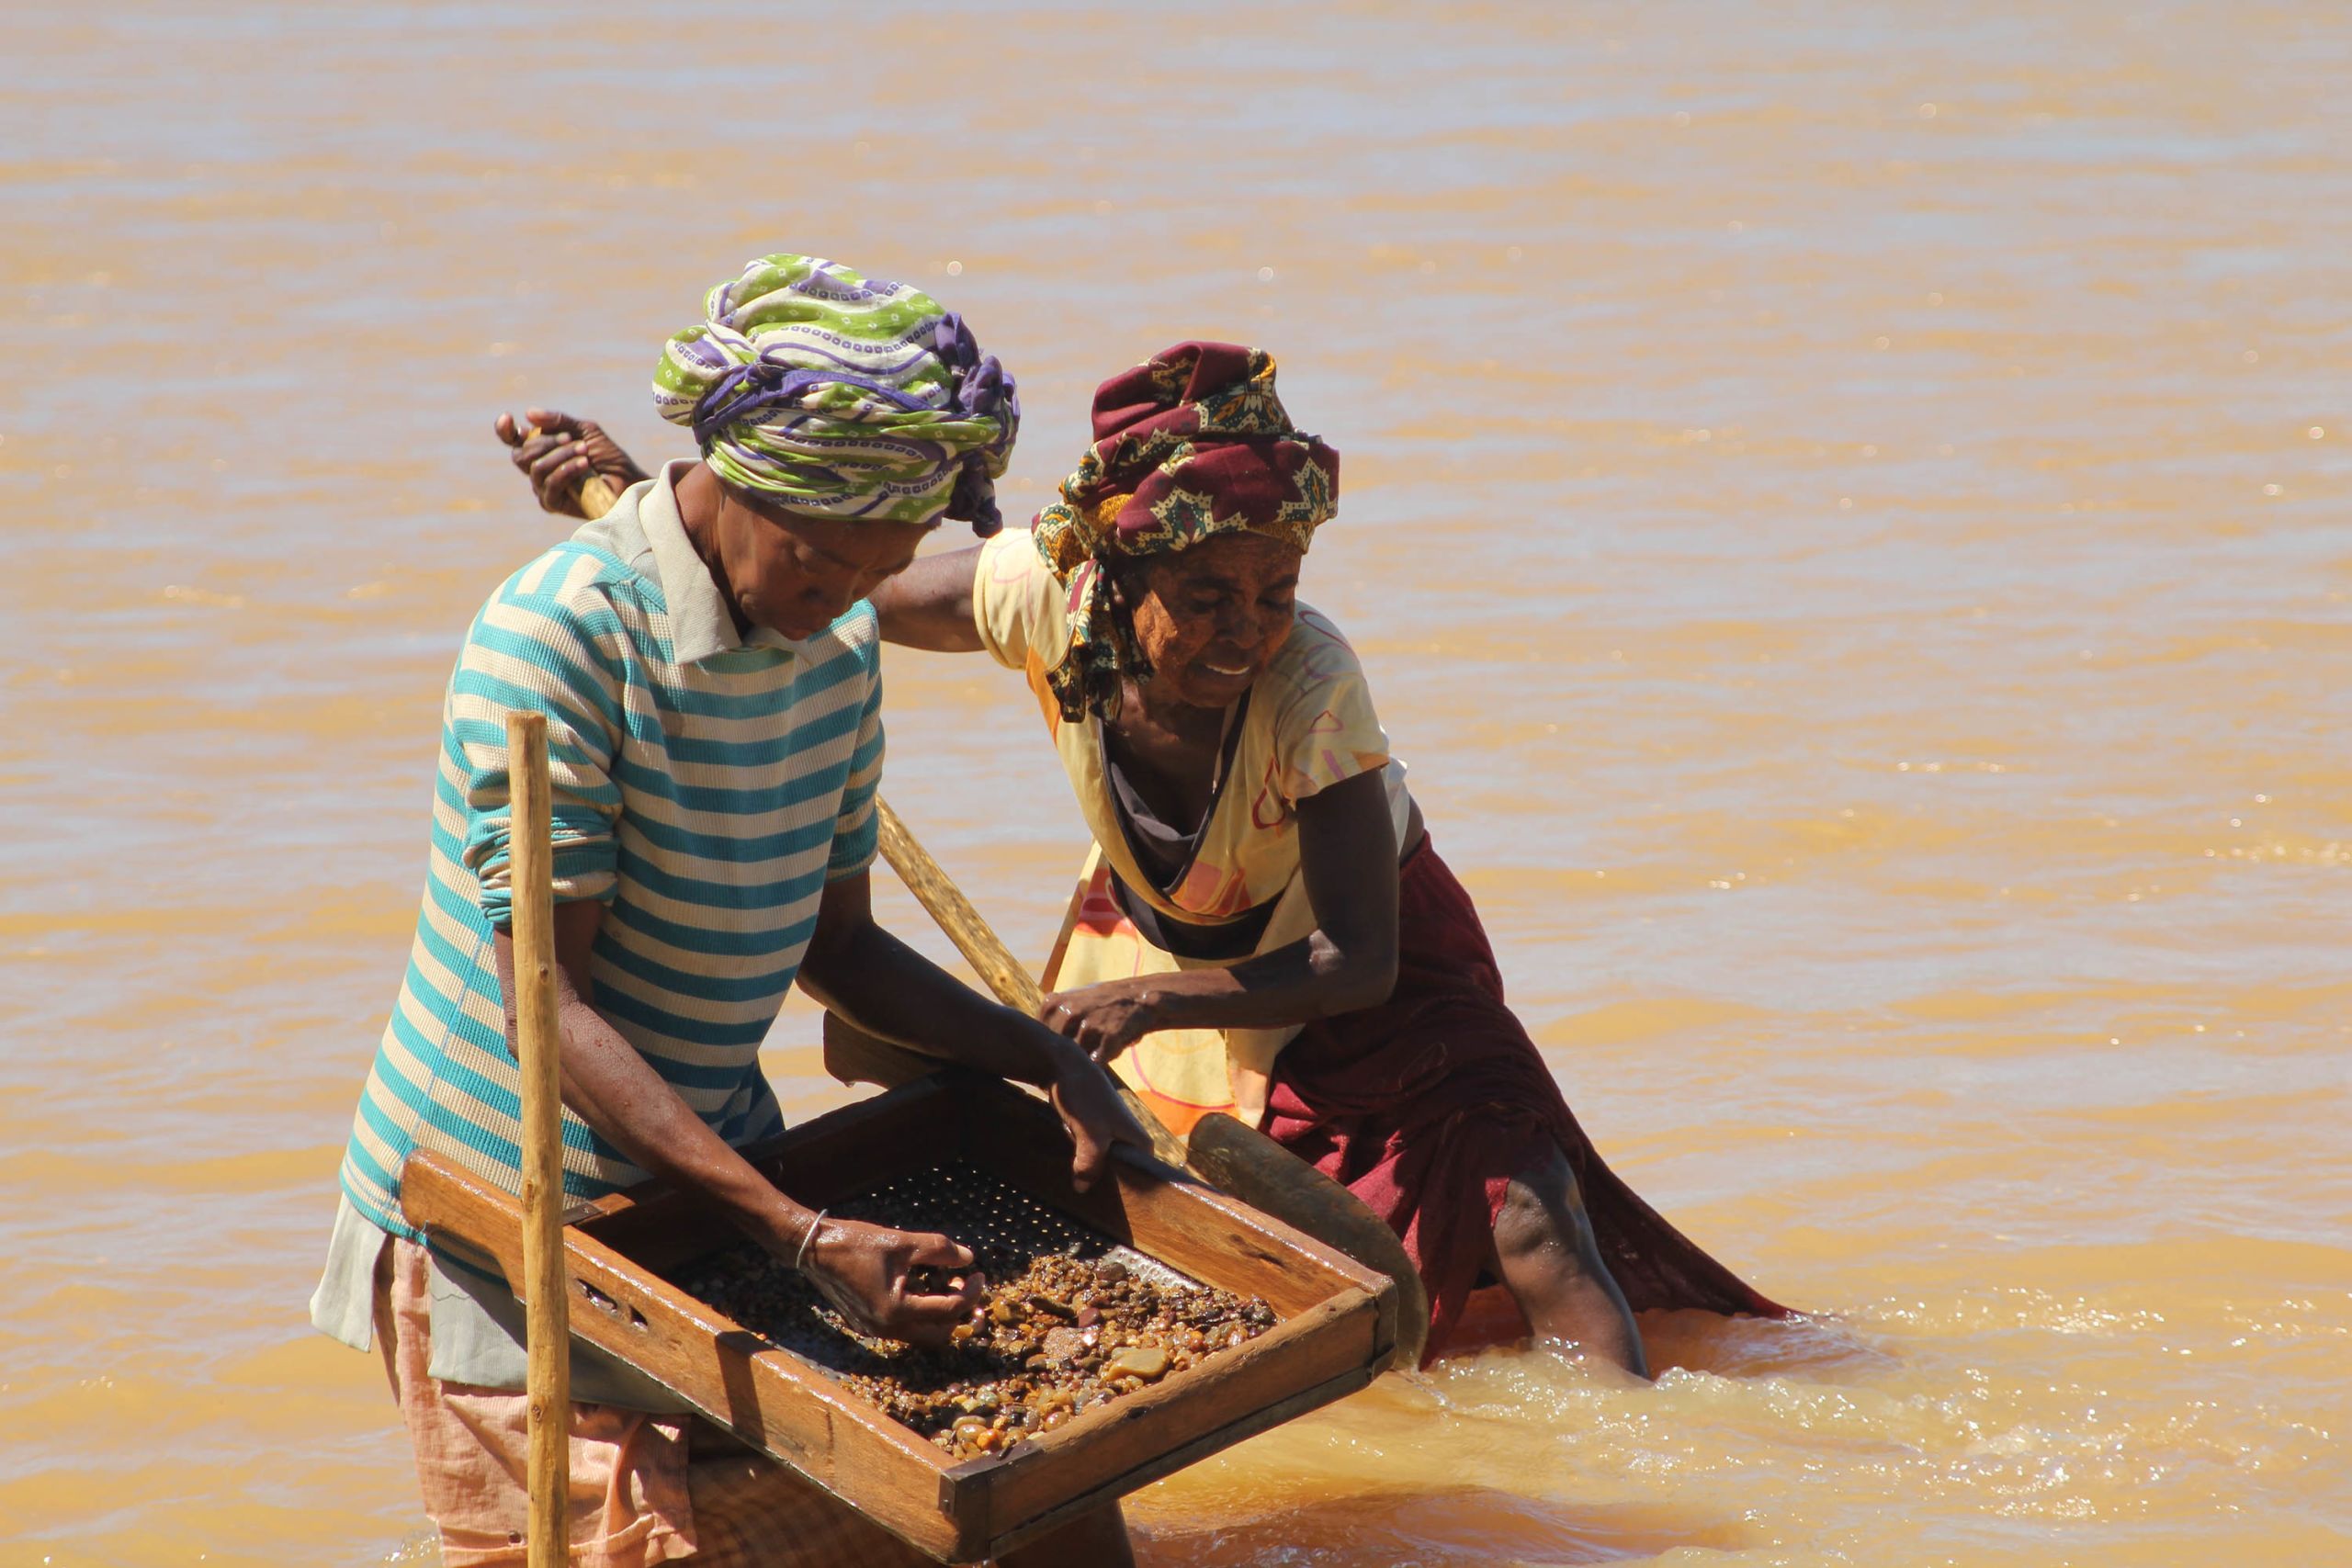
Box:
left=1104, top=1346, right=1170, bottom=1382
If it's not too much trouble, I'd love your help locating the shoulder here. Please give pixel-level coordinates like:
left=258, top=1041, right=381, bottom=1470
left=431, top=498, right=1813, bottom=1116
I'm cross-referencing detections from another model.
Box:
left=972, top=528, right=1069, bottom=671
left=463, top=542, right=654, bottom=688
left=823, top=599, right=882, bottom=661
left=484, top=539, right=647, bottom=625
left=805, top=600, right=884, bottom=686
left=1260, top=601, right=1376, bottom=705
left=976, top=529, right=1057, bottom=604
left=1255, top=604, right=1399, bottom=803
left=571, top=507, right=660, bottom=585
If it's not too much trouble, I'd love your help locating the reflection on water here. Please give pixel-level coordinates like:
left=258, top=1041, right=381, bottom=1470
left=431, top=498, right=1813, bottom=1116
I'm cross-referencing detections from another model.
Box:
left=3, top=3, right=2346, bottom=1563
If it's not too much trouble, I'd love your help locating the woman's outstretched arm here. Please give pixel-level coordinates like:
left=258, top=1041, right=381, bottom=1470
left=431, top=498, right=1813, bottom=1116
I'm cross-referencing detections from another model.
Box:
left=868, top=546, right=986, bottom=651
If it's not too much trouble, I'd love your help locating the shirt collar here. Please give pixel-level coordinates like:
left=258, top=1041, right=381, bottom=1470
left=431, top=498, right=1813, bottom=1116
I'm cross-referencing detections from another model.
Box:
left=636, top=459, right=806, bottom=665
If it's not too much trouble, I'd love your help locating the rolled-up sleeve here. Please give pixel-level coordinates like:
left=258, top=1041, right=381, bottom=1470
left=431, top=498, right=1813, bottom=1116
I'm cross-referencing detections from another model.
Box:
left=1272, top=613, right=1395, bottom=809
left=971, top=529, right=1065, bottom=673
left=450, top=572, right=628, bottom=927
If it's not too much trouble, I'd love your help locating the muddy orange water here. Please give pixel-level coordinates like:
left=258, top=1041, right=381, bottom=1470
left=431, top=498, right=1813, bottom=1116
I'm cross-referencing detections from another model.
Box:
left=4, top=5, right=2347, bottom=1564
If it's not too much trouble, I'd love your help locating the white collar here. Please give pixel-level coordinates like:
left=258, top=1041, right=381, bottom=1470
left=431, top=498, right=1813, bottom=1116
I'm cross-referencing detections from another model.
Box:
left=634, top=460, right=807, bottom=665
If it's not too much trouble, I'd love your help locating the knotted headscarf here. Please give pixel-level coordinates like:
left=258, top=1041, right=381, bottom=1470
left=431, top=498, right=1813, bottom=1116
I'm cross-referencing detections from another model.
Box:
left=1032, top=343, right=1339, bottom=721
left=652, top=254, right=1018, bottom=531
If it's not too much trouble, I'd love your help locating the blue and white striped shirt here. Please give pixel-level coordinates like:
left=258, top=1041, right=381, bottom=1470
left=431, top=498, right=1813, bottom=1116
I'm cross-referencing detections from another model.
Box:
left=336, top=461, right=882, bottom=1242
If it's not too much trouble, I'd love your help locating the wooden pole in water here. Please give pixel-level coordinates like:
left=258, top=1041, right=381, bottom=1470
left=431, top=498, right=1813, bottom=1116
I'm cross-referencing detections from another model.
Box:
left=507, top=712, right=571, bottom=1568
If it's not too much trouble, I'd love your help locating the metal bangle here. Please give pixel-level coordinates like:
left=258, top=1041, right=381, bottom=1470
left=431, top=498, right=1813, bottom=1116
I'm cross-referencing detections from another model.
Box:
left=793, top=1208, right=830, bottom=1272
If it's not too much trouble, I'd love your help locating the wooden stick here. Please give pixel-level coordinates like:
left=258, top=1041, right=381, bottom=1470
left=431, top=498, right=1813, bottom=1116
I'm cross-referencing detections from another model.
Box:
left=874, top=799, right=1049, bottom=1016
left=872, top=799, right=1190, bottom=1169
left=506, top=712, right=571, bottom=1568
left=577, top=472, right=619, bottom=517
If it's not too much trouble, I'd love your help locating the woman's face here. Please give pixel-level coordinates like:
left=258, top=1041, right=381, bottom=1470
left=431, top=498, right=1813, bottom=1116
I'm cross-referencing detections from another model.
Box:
left=714, top=482, right=930, bottom=641
left=1120, top=533, right=1303, bottom=710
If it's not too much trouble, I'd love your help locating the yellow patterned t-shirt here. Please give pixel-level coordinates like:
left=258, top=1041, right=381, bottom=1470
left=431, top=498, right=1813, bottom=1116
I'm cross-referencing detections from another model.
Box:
left=971, top=530, right=1414, bottom=1131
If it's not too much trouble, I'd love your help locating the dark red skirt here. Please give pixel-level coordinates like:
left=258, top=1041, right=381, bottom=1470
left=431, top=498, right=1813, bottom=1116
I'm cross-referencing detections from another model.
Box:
left=1263, top=839, right=1788, bottom=1363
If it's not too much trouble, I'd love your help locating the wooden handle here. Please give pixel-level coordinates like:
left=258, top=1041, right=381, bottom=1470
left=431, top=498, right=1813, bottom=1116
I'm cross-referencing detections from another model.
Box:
left=871, top=799, right=1190, bottom=1168
left=577, top=472, right=620, bottom=518
left=506, top=713, right=571, bottom=1568
left=874, top=799, right=1047, bottom=1015
left=1188, top=1113, right=1428, bottom=1367
left=865, top=802, right=1428, bottom=1371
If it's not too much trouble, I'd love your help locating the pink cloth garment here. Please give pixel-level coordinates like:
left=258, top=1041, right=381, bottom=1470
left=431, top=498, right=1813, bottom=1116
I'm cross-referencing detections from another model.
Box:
left=378, top=1237, right=933, bottom=1567
left=1263, top=840, right=1790, bottom=1363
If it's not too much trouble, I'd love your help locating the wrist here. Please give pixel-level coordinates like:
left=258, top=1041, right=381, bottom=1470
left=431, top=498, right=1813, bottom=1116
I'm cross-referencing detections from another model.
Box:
left=725, top=1183, right=810, bottom=1254
left=1128, top=982, right=1179, bottom=1032
left=792, top=1206, right=831, bottom=1273
left=1029, top=1024, right=1089, bottom=1086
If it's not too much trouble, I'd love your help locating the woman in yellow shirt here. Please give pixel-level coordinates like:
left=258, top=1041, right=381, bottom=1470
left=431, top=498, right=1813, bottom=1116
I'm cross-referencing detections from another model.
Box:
left=503, top=344, right=1781, bottom=1369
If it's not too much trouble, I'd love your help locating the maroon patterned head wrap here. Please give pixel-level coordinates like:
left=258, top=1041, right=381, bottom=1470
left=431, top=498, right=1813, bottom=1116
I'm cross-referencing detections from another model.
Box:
left=1032, top=343, right=1340, bottom=721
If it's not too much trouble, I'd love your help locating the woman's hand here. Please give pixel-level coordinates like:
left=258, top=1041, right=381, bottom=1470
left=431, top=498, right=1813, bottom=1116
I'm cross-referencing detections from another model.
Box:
left=493, top=407, right=649, bottom=517
left=1038, top=979, right=1166, bottom=1066
left=787, top=1213, right=984, bottom=1348
left=1037, top=1034, right=1155, bottom=1190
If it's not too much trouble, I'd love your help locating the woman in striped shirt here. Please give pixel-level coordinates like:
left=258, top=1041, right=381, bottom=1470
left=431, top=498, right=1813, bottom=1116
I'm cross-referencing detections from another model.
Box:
left=324, top=256, right=1142, bottom=1568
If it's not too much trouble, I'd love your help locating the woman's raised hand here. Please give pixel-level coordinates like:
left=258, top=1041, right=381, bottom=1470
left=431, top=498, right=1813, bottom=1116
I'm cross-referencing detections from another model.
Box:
left=786, top=1213, right=985, bottom=1348
left=493, top=408, right=649, bottom=517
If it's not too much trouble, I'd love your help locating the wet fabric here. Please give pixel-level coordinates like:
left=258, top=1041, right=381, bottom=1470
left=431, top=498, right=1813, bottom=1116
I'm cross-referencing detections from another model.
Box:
left=378, top=1238, right=934, bottom=1568
left=1263, top=839, right=1792, bottom=1363
left=652, top=254, right=1017, bottom=530
left=1030, top=342, right=1340, bottom=720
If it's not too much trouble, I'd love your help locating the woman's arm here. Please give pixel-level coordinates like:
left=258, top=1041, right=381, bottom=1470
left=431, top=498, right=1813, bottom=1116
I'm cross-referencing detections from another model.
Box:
left=1035, top=769, right=1403, bottom=1061
left=494, top=899, right=983, bottom=1346
left=796, top=869, right=1149, bottom=1187
left=867, top=545, right=986, bottom=651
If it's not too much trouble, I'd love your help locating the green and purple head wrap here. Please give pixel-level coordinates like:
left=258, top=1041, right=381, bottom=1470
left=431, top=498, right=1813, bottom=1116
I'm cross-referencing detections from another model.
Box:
left=652, top=254, right=1019, bottom=531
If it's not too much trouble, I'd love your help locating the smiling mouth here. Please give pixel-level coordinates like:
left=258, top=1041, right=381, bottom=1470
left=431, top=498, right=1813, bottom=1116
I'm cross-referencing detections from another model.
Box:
left=1202, top=661, right=1252, bottom=677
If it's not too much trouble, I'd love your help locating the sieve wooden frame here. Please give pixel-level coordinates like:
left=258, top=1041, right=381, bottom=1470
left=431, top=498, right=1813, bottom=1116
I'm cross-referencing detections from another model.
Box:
left=402, top=1069, right=1397, bottom=1564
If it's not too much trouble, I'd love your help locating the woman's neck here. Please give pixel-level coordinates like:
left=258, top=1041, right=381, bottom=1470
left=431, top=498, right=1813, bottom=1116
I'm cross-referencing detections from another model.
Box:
left=1116, top=675, right=1229, bottom=747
